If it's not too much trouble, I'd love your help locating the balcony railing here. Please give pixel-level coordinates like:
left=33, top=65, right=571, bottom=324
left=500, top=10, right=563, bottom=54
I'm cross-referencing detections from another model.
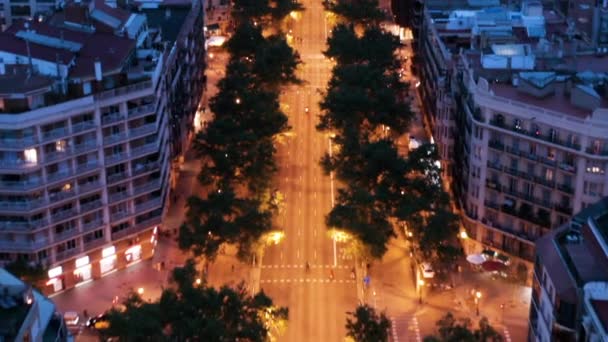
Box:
left=554, top=204, right=573, bottom=215
left=45, top=150, right=72, bottom=163
left=42, top=127, right=68, bottom=142
left=488, top=140, right=504, bottom=151
left=54, top=228, right=81, bottom=242
left=107, top=171, right=130, bottom=184
left=76, top=162, right=99, bottom=174
left=129, top=123, right=156, bottom=139
left=128, top=103, right=155, bottom=119
left=130, top=142, right=158, bottom=158
left=103, top=132, right=128, bottom=146
left=0, top=237, right=50, bottom=251
left=83, top=238, right=106, bottom=250
left=132, top=179, right=161, bottom=196
left=51, top=208, right=78, bottom=223
left=110, top=211, right=131, bottom=223
left=101, top=112, right=125, bottom=126
left=0, top=179, right=44, bottom=191
left=0, top=159, right=39, bottom=171
left=105, top=152, right=129, bottom=165
left=82, top=219, right=104, bottom=232
left=585, top=146, right=608, bottom=156
left=73, top=142, right=98, bottom=155
left=558, top=163, right=577, bottom=174
left=0, top=199, right=46, bottom=212
left=135, top=198, right=162, bottom=213
left=112, top=215, right=161, bottom=240
left=47, top=170, right=73, bottom=183
left=0, top=137, right=37, bottom=149
left=72, top=121, right=97, bottom=134
left=80, top=200, right=103, bottom=214
left=557, top=183, right=574, bottom=194
left=109, top=191, right=131, bottom=203
left=95, top=80, right=153, bottom=101
left=132, top=162, right=160, bottom=176
left=78, top=180, right=101, bottom=194
left=55, top=248, right=81, bottom=262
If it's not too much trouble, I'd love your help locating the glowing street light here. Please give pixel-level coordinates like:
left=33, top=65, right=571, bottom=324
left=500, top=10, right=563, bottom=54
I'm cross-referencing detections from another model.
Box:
left=195, top=278, right=202, bottom=285
left=459, top=230, right=469, bottom=239
left=475, top=291, right=482, bottom=316
left=265, top=231, right=285, bottom=245
left=418, top=279, right=425, bottom=304
left=137, top=287, right=144, bottom=295
left=235, top=97, right=241, bottom=105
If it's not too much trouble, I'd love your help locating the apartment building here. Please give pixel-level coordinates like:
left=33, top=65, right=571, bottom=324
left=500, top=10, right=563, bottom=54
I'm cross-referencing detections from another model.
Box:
left=529, top=197, right=608, bottom=342
left=0, top=0, right=63, bottom=31
left=416, top=0, right=608, bottom=280
left=0, top=268, right=73, bottom=341
left=0, top=0, right=170, bottom=294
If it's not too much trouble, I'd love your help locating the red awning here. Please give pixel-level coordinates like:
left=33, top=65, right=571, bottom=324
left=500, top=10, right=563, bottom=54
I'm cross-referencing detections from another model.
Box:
left=481, top=260, right=506, bottom=272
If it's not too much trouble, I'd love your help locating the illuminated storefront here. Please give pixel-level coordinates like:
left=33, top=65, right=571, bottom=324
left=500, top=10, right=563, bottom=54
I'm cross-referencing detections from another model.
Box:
left=100, top=246, right=117, bottom=275
left=125, top=244, right=142, bottom=264
left=73, top=256, right=92, bottom=284
left=46, top=266, right=64, bottom=293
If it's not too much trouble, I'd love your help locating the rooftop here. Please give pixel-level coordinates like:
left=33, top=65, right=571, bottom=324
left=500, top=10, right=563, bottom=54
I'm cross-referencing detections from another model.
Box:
left=0, top=269, right=33, bottom=339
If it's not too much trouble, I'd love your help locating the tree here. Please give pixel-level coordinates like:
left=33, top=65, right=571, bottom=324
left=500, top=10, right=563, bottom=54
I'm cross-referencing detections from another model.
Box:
left=424, top=312, right=504, bottom=342
left=345, top=304, right=391, bottom=342
left=270, top=0, right=305, bottom=21
left=231, top=0, right=271, bottom=24
left=4, top=259, right=46, bottom=290
left=104, top=260, right=288, bottom=341
left=324, top=0, right=386, bottom=26
left=252, top=34, right=303, bottom=89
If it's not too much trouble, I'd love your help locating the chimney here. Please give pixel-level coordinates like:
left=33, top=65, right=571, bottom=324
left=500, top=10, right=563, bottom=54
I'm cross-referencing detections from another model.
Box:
left=0, top=58, right=5, bottom=75
left=94, top=58, right=102, bottom=81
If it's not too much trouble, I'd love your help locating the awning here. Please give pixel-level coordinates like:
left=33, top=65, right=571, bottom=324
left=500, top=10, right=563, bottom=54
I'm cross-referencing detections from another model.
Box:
left=482, top=260, right=507, bottom=272
left=466, top=254, right=486, bottom=265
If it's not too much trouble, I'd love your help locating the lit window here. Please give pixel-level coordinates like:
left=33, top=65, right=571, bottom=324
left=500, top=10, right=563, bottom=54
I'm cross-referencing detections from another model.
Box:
left=24, top=148, right=37, bottom=164
left=56, top=140, right=67, bottom=152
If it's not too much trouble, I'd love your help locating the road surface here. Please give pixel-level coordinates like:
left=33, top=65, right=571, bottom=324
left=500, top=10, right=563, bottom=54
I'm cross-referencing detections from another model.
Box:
left=257, top=2, right=358, bottom=341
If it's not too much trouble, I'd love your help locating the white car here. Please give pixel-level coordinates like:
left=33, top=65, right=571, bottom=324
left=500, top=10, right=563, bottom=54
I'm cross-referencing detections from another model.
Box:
left=420, top=262, right=435, bottom=279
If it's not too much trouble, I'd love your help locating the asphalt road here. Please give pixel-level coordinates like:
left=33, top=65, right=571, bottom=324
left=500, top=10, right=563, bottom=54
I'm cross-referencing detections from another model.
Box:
left=257, top=3, right=358, bottom=342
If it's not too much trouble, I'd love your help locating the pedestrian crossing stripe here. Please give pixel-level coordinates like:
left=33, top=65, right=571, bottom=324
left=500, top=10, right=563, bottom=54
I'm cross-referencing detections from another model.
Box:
left=261, top=264, right=350, bottom=269
left=503, top=327, right=512, bottom=342
left=259, top=278, right=355, bottom=284
left=390, top=316, right=421, bottom=342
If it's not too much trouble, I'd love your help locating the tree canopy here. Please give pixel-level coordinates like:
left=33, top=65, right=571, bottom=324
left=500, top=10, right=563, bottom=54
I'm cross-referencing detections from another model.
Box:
left=345, top=304, right=391, bottom=342
left=104, top=260, right=288, bottom=341
left=423, top=312, right=504, bottom=342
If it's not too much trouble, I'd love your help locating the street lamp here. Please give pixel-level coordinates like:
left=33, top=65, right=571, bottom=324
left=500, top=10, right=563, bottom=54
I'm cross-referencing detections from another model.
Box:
left=418, top=279, right=425, bottom=304
left=137, top=287, right=145, bottom=295
left=475, top=291, right=482, bottom=316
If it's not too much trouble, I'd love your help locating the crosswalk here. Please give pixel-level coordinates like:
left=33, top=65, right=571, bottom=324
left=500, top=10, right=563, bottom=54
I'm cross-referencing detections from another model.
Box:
left=391, top=314, right=421, bottom=342
left=259, top=278, right=355, bottom=284
left=261, top=264, right=351, bottom=269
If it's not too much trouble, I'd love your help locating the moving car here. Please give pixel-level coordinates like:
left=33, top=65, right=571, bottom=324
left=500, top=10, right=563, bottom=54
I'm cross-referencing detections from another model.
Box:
left=63, top=311, right=80, bottom=326
left=86, top=313, right=110, bottom=330
left=419, top=262, right=435, bottom=279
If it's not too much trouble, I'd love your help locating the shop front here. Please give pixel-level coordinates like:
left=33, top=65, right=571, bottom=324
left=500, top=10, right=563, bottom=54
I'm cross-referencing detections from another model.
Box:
left=73, top=256, right=92, bottom=285
left=46, top=266, right=65, bottom=293
left=100, top=245, right=117, bottom=275
left=125, top=244, right=142, bottom=264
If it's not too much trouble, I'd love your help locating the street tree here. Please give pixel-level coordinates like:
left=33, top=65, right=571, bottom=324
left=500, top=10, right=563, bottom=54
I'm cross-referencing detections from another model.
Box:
left=345, top=304, right=391, bottom=342
left=231, top=0, right=272, bottom=24
left=424, top=312, right=503, bottom=342
left=179, top=186, right=273, bottom=260
left=270, top=0, right=305, bottom=21
left=252, top=34, right=303, bottom=89
left=104, top=260, right=288, bottom=341
left=324, top=0, right=386, bottom=26
left=225, top=22, right=266, bottom=59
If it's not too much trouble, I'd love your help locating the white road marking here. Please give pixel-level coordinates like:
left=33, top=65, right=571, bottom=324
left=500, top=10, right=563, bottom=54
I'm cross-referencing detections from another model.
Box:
left=298, top=229, right=301, bottom=236
left=314, top=250, right=317, bottom=259
left=296, top=249, right=300, bottom=259
left=298, top=208, right=301, bottom=215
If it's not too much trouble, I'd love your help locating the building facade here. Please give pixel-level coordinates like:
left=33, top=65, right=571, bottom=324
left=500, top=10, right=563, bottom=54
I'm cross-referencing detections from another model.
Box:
left=529, top=197, right=608, bottom=342
left=0, top=0, right=171, bottom=294
left=415, top=0, right=608, bottom=280
left=0, top=268, right=73, bottom=341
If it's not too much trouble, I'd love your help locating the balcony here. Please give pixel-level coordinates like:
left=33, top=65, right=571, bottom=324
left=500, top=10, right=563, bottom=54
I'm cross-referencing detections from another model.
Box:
left=0, top=221, right=31, bottom=231
left=533, top=175, right=555, bottom=189
left=95, top=80, right=153, bottom=101
left=0, top=198, right=46, bottom=212
left=103, top=132, right=129, bottom=146
left=130, top=142, right=158, bottom=158
left=105, top=152, right=129, bottom=166
left=129, top=123, right=157, bottom=139
left=0, top=179, right=44, bottom=191
left=107, top=171, right=130, bottom=185
left=73, top=142, right=98, bottom=155
left=485, top=180, right=501, bottom=191
left=484, top=200, right=500, bottom=210
left=101, top=112, right=125, bottom=126
left=585, top=146, right=608, bottom=156
left=83, top=238, right=107, bottom=250
left=42, top=127, right=68, bottom=142
left=76, top=162, right=99, bottom=174
left=557, top=183, right=574, bottom=195
left=45, top=150, right=72, bottom=163
left=109, top=191, right=131, bottom=203
left=554, top=204, right=573, bottom=215
left=128, top=103, right=155, bottom=119
left=488, top=140, right=504, bottom=151
left=72, top=121, right=97, bottom=134
left=54, top=228, right=81, bottom=242
left=51, top=208, right=79, bottom=223
left=558, top=162, right=576, bottom=174
left=0, top=137, right=37, bottom=149
left=487, top=161, right=502, bottom=171
left=135, top=197, right=162, bottom=213
left=132, top=162, right=160, bottom=177
left=82, top=219, right=104, bottom=232
left=0, top=159, right=40, bottom=171
left=80, top=200, right=103, bottom=214
left=49, top=189, right=77, bottom=202
left=55, top=248, right=81, bottom=262
left=0, top=237, right=50, bottom=252
left=79, top=180, right=101, bottom=194
left=132, top=179, right=161, bottom=196
left=112, top=215, right=161, bottom=240
left=110, top=211, right=131, bottom=223
left=47, top=170, right=73, bottom=184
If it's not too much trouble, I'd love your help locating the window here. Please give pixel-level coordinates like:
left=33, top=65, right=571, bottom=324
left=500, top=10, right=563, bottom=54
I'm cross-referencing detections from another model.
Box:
left=586, top=160, right=605, bottom=174
left=66, top=239, right=76, bottom=250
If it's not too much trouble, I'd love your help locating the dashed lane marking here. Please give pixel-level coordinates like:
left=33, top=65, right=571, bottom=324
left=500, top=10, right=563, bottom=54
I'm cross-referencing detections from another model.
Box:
left=262, top=264, right=350, bottom=269
left=260, top=278, right=356, bottom=284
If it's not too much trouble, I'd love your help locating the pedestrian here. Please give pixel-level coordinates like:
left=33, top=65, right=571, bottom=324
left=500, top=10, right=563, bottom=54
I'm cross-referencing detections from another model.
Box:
left=305, top=261, right=310, bottom=272
left=231, top=264, right=235, bottom=272
left=83, top=309, right=89, bottom=319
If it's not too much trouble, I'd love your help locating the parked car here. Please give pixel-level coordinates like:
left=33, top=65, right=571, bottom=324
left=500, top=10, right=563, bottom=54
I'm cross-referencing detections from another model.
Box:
left=63, top=311, right=80, bottom=326
left=420, top=262, right=435, bottom=279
